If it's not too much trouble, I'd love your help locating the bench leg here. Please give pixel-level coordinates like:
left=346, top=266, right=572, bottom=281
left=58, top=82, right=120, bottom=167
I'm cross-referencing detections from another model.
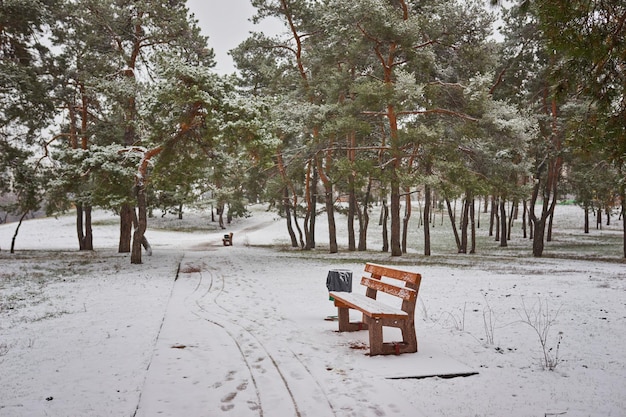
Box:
left=337, top=306, right=351, bottom=331
left=400, top=321, right=418, bottom=353
left=368, top=318, right=418, bottom=355
left=368, top=318, right=384, bottom=356
left=336, top=307, right=368, bottom=332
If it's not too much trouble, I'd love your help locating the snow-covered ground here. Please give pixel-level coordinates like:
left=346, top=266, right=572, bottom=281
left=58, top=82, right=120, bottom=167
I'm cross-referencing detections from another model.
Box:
left=1, top=204, right=625, bottom=416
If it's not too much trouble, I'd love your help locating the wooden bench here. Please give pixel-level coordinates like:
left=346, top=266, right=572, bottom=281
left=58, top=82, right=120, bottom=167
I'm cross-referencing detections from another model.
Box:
left=222, top=232, right=233, bottom=246
left=329, top=263, right=422, bottom=356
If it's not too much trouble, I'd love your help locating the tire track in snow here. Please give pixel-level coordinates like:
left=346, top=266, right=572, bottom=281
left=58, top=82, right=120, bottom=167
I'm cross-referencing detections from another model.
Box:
left=189, top=254, right=336, bottom=417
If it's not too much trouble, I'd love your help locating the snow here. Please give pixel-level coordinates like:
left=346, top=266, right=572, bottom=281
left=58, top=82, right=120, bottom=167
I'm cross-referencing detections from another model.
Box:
left=1, top=204, right=625, bottom=416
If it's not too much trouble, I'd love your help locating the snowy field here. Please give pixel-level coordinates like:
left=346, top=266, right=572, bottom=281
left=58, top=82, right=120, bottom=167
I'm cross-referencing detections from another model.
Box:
left=1, top=203, right=625, bottom=417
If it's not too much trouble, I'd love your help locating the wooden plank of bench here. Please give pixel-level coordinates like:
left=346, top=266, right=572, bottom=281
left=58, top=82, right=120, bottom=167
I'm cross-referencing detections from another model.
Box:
left=361, top=276, right=417, bottom=301
left=329, top=292, right=408, bottom=320
left=365, top=263, right=421, bottom=284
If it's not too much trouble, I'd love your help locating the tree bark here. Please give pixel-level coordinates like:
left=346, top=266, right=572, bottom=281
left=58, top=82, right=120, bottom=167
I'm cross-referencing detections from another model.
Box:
left=402, top=187, right=411, bottom=254
left=304, top=161, right=316, bottom=250
left=460, top=195, right=470, bottom=254
left=348, top=132, right=357, bottom=251
left=325, top=186, right=338, bottom=253
left=348, top=177, right=357, bottom=251
left=131, top=186, right=147, bottom=264
left=381, top=199, right=389, bottom=253
left=10, top=211, right=29, bottom=253
left=76, top=203, right=85, bottom=250
left=499, top=199, right=507, bottom=247
left=522, top=200, right=528, bottom=238
left=218, top=202, right=225, bottom=229
left=317, top=156, right=337, bottom=253
left=283, top=187, right=298, bottom=248
left=489, top=195, right=496, bottom=237
left=119, top=203, right=133, bottom=253
left=445, top=198, right=462, bottom=252
left=309, top=163, right=318, bottom=249
left=76, top=204, right=94, bottom=251
left=470, top=198, right=476, bottom=254
left=292, top=205, right=305, bottom=249
left=84, top=205, right=93, bottom=250
left=390, top=175, right=402, bottom=256
left=357, top=177, right=372, bottom=251
left=507, top=200, right=516, bottom=240
left=622, top=190, right=626, bottom=258
left=424, top=185, right=431, bottom=256
left=529, top=182, right=550, bottom=257
left=547, top=197, right=557, bottom=241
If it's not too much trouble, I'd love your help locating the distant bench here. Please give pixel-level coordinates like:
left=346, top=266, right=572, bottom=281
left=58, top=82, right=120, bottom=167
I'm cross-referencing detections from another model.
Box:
left=222, top=232, right=233, bottom=246
left=329, top=263, right=422, bottom=356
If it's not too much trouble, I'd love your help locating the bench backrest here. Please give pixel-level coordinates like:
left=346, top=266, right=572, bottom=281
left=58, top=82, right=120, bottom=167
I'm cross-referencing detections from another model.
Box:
left=362, top=263, right=422, bottom=315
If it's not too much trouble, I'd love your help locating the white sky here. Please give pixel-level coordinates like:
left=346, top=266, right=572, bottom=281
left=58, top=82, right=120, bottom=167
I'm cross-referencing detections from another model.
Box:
left=186, top=0, right=282, bottom=74
left=186, top=1, right=504, bottom=74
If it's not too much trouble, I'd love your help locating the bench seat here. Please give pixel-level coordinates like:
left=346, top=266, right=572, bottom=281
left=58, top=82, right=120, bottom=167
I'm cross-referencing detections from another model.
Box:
left=329, top=292, right=408, bottom=320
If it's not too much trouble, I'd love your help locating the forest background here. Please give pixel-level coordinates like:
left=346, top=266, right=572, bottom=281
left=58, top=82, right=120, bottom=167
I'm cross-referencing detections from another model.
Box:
left=1, top=0, right=625, bottom=263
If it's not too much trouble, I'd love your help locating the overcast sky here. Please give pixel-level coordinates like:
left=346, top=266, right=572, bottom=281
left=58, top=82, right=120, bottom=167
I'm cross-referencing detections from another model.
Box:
left=186, top=0, right=281, bottom=74
left=186, top=1, right=503, bottom=74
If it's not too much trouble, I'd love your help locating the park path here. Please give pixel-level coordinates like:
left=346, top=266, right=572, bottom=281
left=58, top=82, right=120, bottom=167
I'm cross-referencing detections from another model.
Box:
left=133, top=249, right=338, bottom=417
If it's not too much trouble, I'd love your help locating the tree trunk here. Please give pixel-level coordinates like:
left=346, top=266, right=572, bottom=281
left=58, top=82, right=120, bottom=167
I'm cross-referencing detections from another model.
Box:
left=499, top=199, right=507, bottom=247
left=10, top=211, right=29, bottom=253
left=401, top=188, right=411, bottom=254
left=309, top=164, right=318, bottom=249
left=522, top=200, right=528, bottom=238
left=390, top=178, right=402, bottom=256
left=119, top=203, right=133, bottom=253
left=76, top=204, right=94, bottom=251
left=292, top=206, right=305, bottom=249
left=131, top=186, right=147, bottom=264
left=317, top=154, right=337, bottom=254
left=84, top=205, right=93, bottom=250
left=283, top=188, right=298, bottom=248
left=358, top=177, right=372, bottom=251
left=381, top=199, right=389, bottom=253
left=325, top=184, right=338, bottom=253
left=348, top=176, right=356, bottom=251
left=460, top=196, right=470, bottom=254
left=622, top=190, right=626, bottom=258
left=218, top=203, right=225, bottom=229
left=445, top=198, right=462, bottom=252
left=529, top=182, right=551, bottom=257
left=547, top=212, right=555, bottom=239
left=584, top=206, right=589, bottom=233
left=507, top=200, right=516, bottom=240
left=489, top=195, right=496, bottom=237
left=347, top=132, right=357, bottom=251
left=494, top=197, right=500, bottom=242
left=470, top=198, right=476, bottom=254
left=76, top=203, right=85, bottom=250
left=424, top=185, right=431, bottom=256
left=532, top=217, right=546, bottom=256
left=304, top=161, right=315, bottom=250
